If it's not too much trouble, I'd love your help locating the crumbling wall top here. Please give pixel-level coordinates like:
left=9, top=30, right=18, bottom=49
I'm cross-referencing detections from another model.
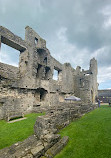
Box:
left=25, top=26, right=46, bottom=48
left=0, top=26, right=28, bottom=51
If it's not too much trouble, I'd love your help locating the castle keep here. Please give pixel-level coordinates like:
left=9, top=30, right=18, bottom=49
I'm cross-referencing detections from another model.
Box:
left=0, top=26, right=98, bottom=121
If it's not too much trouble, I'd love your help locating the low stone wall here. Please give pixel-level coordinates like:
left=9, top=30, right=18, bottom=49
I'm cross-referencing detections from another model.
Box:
left=0, top=134, right=68, bottom=158
left=34, top=103, right=96, bottom=140
left=0, top=103, right=97, bottom=158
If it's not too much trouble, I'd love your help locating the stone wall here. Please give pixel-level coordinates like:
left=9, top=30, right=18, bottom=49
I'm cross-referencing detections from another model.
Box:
left=0, top=102, right=97, bottom=158
left=0, top=133, right=68, bottom=158
left=0, top=26, right=98, bottom=120
left=0, top=62, right=19, bottom=80
left=34, top=102, right=96, bottom=140
left=0, top=86, right=49, bottom=120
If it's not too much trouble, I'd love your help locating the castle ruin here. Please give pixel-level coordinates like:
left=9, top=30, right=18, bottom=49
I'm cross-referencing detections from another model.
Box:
left=0, top=26, right=98, bottom=121
left=0, top=26, right=99, bottom=157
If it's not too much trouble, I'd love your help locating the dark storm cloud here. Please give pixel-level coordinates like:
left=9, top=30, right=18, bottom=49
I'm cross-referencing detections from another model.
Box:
left=39, top=0, right=111, bottom=50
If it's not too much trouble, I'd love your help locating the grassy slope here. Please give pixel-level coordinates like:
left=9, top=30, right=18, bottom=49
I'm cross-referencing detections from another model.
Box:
left=0, top=113, right=44, bottom=149
left=55, top=105, right=111, bottom=158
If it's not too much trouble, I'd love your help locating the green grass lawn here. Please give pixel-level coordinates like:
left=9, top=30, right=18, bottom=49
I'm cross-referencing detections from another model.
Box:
left=0, top=113, right=44, bottom=149
left=55, top=105, right=111, bottom=158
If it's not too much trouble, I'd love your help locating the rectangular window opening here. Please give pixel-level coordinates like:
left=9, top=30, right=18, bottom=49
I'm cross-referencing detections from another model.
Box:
left=0, top=43, right=20, bottom=67
left=35, top=37, right=38, bottom=46
left=44, top=57, right=47, bottom=64
left=36, top=64, right=42, bottom=78
left=53, top=69, right=58, bottom=81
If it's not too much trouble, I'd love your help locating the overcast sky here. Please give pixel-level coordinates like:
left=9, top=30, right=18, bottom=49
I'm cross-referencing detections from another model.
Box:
left=0, top=0, right=111, bottom=89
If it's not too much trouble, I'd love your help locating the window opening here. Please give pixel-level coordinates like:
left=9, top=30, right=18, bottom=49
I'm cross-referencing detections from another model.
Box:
left=53, top=69, right=58, bottom=80
left=44, top=57, right=47, bottom=64
left=0, top=43, right=19, bottom=67
left=36, top=64, right=42, bottom=78
left=35, top=37, right=38, bottom=46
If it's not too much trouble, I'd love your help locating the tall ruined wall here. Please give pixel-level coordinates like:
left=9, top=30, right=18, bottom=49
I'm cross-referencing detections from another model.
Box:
left=0, top=26, right=98, bottom=120
left=61, top=63, right=75, bottom=93
left=74, top=58, right=98, bottom=104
